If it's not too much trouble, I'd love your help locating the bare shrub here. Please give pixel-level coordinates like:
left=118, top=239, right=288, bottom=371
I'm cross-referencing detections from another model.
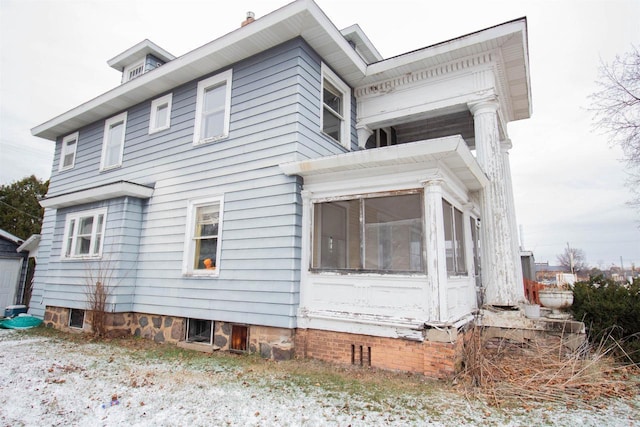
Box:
left=84, top=259, right=117, bottom=337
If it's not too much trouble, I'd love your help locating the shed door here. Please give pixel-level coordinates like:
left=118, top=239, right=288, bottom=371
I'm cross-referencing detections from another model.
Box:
left=0, top=258, right=22, bottom=309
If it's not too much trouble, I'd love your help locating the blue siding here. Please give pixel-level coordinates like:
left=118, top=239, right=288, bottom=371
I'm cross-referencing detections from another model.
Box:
left=34, top=38, right=357, bottom=329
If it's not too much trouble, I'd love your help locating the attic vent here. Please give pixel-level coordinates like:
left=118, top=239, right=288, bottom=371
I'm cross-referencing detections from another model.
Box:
left=126, top=63, right=144, bottom=82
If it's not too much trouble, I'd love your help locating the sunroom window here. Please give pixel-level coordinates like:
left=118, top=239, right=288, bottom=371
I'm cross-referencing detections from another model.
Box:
left=312, top=192, right=424, bottom=273
left=443, top=200, right=466, bottom=275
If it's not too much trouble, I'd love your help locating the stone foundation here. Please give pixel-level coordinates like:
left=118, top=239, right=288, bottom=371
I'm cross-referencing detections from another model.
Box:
left=295, top=327, right=468, bottom=378
left=43, top=306, right=294, bottom=361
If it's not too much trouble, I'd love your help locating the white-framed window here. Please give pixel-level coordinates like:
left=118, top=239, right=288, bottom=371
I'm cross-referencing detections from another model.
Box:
left=69, top=309, right=85, bottom=329
left=442, top=200, right=467, bottom=275
left=312, top=191, right=424, bottom=273
left=61, top=208, right=107, bottom=259
left=59, top=131, right=79, bottom=171
left=123, top=60, right=145, bottom=83
left=186, top=318, right=213, bottom=344
left=193, top=69, right=232, bottom=145
left=100, top=112, right=127, bottom=171
left=320, top=63, right=351, bottom=149
left=149, top=93, right=172, bottom=134
left=183, top=196, right=224, bottom=276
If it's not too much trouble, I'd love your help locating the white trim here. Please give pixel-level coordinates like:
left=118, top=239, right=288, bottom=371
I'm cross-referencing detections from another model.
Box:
left=39, top=181, right=154, bottom=209
left=193, top=69, right=232, bottom=146
left=59, top=131, right=79, bottom=172
left=108, top=39, right=175, bottom=70
left=149, top=93, right=172, bottom=134
left=61, top=207, right=108, bottom=260
left=320, top=63, right=351, bottom=149
left=182, top=195, right=224, bottom=277
left=100, top=112, right=127, bottom=171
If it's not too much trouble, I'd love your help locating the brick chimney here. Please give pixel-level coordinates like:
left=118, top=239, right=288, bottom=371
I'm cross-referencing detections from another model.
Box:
left=241, top=11, right=255, bottom=27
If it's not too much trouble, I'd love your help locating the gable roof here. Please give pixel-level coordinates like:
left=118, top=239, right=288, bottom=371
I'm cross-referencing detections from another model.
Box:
left=32, top=0, right=530, bottom=141
left=0, top=229, right=23, bottom=245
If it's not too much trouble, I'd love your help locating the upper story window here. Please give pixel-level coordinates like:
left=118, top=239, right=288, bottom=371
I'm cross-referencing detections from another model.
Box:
left=123, top=60, right=144, bottom=83
left=149, top=93, right=172, bottom=134
left=312, top=192, right=424, bottom=273
left=183, top=196, right=224, bottom=276
left=62, top=208, right=107, bottom=259
left=100, top=112, right=127, bottom=171
left=59, top=131, right=79, bottom=171
left=442, top=200, right=467, bottom=275
left=193, top=69, right=232, bottom=145
left=321, top=63, right=351, bottom=149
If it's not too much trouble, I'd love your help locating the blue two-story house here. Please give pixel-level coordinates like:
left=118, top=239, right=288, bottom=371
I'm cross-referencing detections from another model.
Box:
left=31, top=0, right=531, bottom=377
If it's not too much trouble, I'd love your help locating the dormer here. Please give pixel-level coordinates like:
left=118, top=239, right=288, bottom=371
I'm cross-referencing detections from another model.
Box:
left=107, top=39, right=175, bottom=84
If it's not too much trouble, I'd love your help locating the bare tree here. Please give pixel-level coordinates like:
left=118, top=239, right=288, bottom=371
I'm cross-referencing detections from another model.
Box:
left=84, top=259, right=117, bottom=337
left=590, top=45, right=640, bottom=207
left=556, top=246, right=587, bottom=274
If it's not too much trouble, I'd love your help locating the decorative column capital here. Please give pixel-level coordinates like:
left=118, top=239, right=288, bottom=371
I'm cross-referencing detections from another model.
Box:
left=420, top=174, right=445, bottom=191
left=468, top=97, right=499, bottom=116
left=500, top=139, right=513, bottom=152
left=356, top=125, right=374, bottom=148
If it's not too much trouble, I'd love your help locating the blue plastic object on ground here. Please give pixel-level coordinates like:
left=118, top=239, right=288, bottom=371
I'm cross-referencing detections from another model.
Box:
left=0, top=315, right=43, bottom=329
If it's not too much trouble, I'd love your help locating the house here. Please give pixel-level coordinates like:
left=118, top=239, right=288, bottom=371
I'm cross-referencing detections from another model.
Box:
left=30, top=0, right=530, bottom=377
left=0, top=229, right=29, bottom=311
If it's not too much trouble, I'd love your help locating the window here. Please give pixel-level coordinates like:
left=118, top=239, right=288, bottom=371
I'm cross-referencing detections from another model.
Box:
left=59, top=132, right=79, bottom=171
left=183, top=197, right=224, bottom=275
left=62, top=208, right=107, bottom=259
left=100, top=112, right=127, bottom=170
left=186, top=318, right=213, bottom=344
left=312, top=192, right=424, bottom=273
left=69, top=309, right=85, bottom=329
left=193, top=69, right=232, bottom=145
left=442, top=200, right=467, bottom=275
left=149, top=93, right=172, bottom=134
left=321, top=63, right=351, bottom=148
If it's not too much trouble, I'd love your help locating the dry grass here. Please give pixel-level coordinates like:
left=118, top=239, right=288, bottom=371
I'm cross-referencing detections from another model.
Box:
left=455, top=327, right=640, bottom=408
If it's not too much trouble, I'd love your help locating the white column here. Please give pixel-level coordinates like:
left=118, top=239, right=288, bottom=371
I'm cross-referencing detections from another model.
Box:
left=501, top=139, right=525, bottom=300
left=298, top=190, right=313, bottom=311
left=468, top=99, right=521, bottom=306
left=422, top=178, right=448, bottom=321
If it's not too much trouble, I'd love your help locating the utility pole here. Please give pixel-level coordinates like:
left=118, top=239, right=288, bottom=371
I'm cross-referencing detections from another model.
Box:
left=567, top=242, right=574, bottom=274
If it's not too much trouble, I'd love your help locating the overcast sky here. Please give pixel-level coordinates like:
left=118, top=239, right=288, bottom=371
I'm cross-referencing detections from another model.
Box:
left=1, top=0, right=639, bottom=268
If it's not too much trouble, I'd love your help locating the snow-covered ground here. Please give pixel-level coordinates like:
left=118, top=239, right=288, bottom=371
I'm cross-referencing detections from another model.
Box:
left=0, top=329, right=638, bottom=426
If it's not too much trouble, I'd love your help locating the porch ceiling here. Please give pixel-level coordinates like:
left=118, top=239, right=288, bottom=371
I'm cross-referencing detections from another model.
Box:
left=280, top=135, right=488, bottom=191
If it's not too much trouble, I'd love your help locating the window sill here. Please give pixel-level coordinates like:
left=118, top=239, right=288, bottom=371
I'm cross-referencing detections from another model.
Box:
left=100, top=164, right=122, bottom=173
left=149, top=125, right=170, bottom=135
left=193, top=134, right=228, bottom=146
left=183, top=271, right=219, bottom=278
left=61, top=256, right=102, bottom=262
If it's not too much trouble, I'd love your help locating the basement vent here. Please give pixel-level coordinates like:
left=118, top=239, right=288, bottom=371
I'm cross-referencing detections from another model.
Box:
left=231, top=324, right=248, bottom=352
left=351, top=344, right=371, bottom=367
left=69, top=309, right=85, bottom=329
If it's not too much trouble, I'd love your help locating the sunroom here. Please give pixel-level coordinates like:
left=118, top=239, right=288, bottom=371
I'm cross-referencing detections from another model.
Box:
left=281, top=133, right=487, bottom=340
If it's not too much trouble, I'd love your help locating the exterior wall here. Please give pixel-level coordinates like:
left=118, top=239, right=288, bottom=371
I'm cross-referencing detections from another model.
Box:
left=295, top=327, right=467, bottom=378
left=34, top=38, right=358, bottom=330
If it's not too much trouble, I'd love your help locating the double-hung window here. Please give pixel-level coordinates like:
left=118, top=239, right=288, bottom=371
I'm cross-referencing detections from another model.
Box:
left=100, top=112, right=127, bottom=170
left=183, top=197, right=224, bottom=275
left=321, top=63, right=351, bottom=149
left=62, top=208, right=107, bottom=259
left=193, top=69, right=232, bottom=145
left=59, top=132, right=79, bottom=171
left=442, top=200, right=467, bottom=275
left=149, top=93, right=172, bottom=134
left=312, top=192, right=424, bottom=273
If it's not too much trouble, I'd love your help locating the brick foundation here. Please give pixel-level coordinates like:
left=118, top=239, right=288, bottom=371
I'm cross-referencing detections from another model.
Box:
left=295, top=327, right=468, bottom=378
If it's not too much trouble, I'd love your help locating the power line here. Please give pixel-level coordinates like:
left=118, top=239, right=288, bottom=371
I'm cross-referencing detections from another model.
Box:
left=0, top=200, right=42, bottom=222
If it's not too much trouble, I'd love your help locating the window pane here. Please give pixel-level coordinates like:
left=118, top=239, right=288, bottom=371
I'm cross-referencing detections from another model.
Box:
left=187, top=318, right=212, bottom=343
left=204, top=84, right=225, bottom=113
left=105, top=122, right=123, bottom=166
left=322, top=108, right=341, bottom=141
left=62, top=139, right=76, bottom=167
left=193, top=204, right=220, bottom=269
left=323, top=80, right=342, bottom=115
left=313, top=200, right=360, bottom=269
left=66, top=219, right=75, bottom=257
left=442, top=200, right=455, bottom=273
left=202, top=110, right=224, bottom=139
left=364, top=194, right=423, bottom=272
left=453, top=207, right=466, bottom=274
left=155, top=104, right=168, bottom=128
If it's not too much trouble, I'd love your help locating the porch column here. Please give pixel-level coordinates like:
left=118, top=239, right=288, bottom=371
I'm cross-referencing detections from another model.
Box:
left=501, top=139, right=525, bottom=299
left=356, top=124, right=373, bottom=148
left=422, top=178, right=448, bottom=322
left=468, top=98, right=521, bottom=306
